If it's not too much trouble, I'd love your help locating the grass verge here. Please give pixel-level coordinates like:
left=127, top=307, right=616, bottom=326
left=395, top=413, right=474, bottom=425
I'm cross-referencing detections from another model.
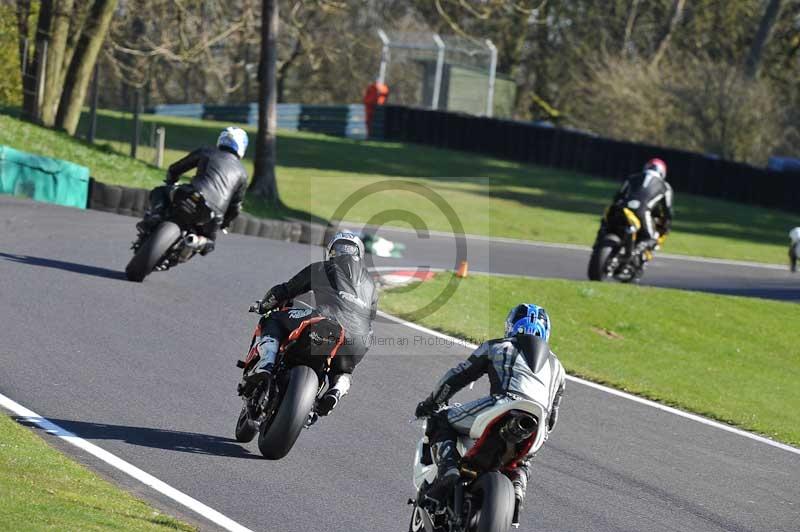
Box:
left=1, top=109, right=796, bottom=264
left=0, top=412, right=194, bottom=530
left=381, top=272, right=800, bottom=445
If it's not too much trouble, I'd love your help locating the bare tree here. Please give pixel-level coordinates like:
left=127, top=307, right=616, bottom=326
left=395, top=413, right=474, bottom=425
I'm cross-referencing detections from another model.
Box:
left=41, top=0, right=75, bottom=125
left=55, top=0, right=117, bottom=134
left=650, top=0, right=686, bottom=68
left=250, top=0, right=279, bottom=203
left=744, top=0, right=784, bottom=79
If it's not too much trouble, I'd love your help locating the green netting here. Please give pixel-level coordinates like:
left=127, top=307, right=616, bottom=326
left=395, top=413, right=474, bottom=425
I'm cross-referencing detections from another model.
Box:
left=0, top=145, right=89, bottom=208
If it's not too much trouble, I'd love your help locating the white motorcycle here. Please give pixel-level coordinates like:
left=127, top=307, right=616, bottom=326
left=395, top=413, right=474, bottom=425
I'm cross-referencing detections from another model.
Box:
left=408, top=339, right=561, bottom=532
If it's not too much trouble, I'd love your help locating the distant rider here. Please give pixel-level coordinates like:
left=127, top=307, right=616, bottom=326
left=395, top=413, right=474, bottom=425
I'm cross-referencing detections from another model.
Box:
left=137, top=126, right=249, bottom=255
left=790, top=227, right=800, bottom=273
left=245, top=232, right=379, bottom=417
left=415, top=304, right=566, bottom=513
left=612, top=158, right=674, bottom=259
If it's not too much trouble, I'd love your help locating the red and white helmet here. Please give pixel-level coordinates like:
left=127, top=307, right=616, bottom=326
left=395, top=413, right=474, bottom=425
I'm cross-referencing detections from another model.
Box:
left=643, top=158, right=667, bottom=180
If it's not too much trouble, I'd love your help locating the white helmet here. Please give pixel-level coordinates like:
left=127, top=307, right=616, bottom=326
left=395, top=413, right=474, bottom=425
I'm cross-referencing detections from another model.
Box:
left=217, top=126, right=249, bottom=159
left=326, top=231, right=365, bottom=259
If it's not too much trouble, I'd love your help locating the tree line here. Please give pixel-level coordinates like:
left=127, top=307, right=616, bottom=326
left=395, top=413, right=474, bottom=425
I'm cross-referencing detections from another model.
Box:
left=1, top=0, right=798, bottom=166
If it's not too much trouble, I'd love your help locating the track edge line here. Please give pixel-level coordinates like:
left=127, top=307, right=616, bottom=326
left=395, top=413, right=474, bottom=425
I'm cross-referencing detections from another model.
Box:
left=0, top=392, right=254, bottom=532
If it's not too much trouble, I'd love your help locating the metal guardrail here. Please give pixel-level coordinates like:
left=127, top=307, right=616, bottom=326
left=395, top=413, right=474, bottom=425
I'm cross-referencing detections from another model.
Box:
left=149, top=103, right=382, bottom=140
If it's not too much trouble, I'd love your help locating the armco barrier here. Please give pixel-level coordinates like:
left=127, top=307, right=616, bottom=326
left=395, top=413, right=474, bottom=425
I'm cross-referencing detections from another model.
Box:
left=382, top=106, right=800, bottom=213
left=87, top=179, right=324, bottom=245
left=150, top=103, right=380, bottom=140
left=0, top=145, right=90, bottom=208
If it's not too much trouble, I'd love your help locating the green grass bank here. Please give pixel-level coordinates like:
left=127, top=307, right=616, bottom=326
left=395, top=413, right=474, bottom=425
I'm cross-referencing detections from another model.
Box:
left=0, top=413, right=194, bottom=531
left=1, top=109, right=796, bottom=264
left=381, top=273, right=800, bottom=445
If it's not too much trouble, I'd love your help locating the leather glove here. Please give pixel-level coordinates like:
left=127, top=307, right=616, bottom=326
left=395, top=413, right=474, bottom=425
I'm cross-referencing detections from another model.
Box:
left=415, top=398, right=440, bottom=418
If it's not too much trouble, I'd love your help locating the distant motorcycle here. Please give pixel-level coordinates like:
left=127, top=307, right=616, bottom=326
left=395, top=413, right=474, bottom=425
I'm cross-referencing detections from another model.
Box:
left=125, top=184, right=217, bottom=282
left=234, top=304, right=344, bottom=459
left=408, top=338, right=555, bottom=532
left=587, top=204, right=664, bottom=283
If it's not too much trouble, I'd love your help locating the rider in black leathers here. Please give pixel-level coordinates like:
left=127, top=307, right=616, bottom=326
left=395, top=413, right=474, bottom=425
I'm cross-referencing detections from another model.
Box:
left=245, top=232, right=379, bottom=416
left=612, top=158, right=674, bottom=257
left=138, top=127, right=249, bottom=254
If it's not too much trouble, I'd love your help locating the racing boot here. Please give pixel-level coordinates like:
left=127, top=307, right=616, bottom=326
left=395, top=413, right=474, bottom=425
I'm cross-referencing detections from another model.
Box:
left=317, top=374, right=351, bottom=416
left=432, top=440, right=461, bottom=492
left=244, top=336, right=279, bottom=383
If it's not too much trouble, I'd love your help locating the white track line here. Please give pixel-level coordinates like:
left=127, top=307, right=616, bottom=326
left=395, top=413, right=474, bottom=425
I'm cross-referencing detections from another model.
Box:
left=348, top=222, right=787, bottom=271
left=376, top=311, right=800, bottom=456
left=0, top=393, right=253, bottom=532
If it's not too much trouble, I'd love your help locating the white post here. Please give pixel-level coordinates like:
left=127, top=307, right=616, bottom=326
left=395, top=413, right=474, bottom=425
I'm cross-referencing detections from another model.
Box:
left=432, top=34, right=445, bottom=110
left=154, top=126, right=165, bottom=168
left=377, top=29, right=390, bottom=84
left=485, top=39, right=497, bottom=117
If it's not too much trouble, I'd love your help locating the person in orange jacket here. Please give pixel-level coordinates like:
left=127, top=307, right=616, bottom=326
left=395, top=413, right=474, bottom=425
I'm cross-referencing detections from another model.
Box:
left=363, top=81, right=389, bottom=137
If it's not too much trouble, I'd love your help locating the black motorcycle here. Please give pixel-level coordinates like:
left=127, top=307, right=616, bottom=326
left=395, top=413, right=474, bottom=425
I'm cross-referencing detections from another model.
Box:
left=125, top=184, right=217, bottom=282
left=587, top=204, right=663, bottom=283
left=409, top=408, right=543, bottom=532
left=234, top=304, right=345, bottom=459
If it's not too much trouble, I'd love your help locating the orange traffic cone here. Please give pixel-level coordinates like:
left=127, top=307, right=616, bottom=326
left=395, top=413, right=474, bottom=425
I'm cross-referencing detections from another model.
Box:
left=455, top=260, right=469, bottom=278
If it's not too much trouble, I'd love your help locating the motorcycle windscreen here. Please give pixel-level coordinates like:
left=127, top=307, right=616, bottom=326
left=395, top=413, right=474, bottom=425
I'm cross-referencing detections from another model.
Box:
left=515, top=335, right=551, bottom=373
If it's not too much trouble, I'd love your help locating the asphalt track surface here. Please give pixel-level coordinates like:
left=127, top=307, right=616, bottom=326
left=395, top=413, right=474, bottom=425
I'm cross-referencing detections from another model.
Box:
left=354, top=225, right=800, bottom=302
left=1, top=196, right=799, bottom=532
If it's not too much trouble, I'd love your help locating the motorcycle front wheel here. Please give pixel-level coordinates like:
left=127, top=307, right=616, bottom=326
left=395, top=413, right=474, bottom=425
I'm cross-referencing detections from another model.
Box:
left=257, top=365, right=319, bottom=459
left=234, top=404, right=258, bottom=443
left=125, top=221, right=182, bottom=282
left=587, top=243, right=616, bottom=281
left=471, top=472, right=515, bottom=532
left=408, top=503, right=436, bottom=532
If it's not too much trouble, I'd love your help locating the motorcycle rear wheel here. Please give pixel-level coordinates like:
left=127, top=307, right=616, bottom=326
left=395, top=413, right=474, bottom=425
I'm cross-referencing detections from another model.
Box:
left=257, top=365, right=318, bottom=459
left=472, top=472, right=515, bottom=532
left=125, top=221, right=181, bottom=282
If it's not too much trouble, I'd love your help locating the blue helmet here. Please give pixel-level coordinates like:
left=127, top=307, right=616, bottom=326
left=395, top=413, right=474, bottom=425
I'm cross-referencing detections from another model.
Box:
left=217, top=126, right=249, bottom=159
left=505, top=303, right=551, bottom=341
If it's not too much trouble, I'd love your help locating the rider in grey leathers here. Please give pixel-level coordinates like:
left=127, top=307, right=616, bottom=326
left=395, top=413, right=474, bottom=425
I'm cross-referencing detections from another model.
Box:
left=415, top=304, right=566, bottom=511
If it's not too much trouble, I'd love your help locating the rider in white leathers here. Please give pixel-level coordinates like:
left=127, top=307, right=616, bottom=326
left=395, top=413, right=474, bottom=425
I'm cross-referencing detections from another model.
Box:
left=789, top=227, right=800, bottom=273
left=415, top=303, right=566, bottom=510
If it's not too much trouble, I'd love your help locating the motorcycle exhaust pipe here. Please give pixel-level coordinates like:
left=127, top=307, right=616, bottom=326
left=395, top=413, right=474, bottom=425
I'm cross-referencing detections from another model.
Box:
left=500, top=413, right=538, bottom=444
left=184, top=234, right=208, bottom=250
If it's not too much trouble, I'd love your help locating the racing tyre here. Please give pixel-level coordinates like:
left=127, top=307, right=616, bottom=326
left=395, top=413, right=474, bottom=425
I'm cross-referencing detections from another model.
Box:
left=588, top=244, right=615, bottom=281
left=125, top=221, right=181, bottom=282
left=473, top=472, right=515, bottom=532
left=257, top=365, right=318, bottom=459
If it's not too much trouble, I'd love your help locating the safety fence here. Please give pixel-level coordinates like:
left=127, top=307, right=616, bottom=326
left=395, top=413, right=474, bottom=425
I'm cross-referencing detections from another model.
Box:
left=381, top=106, right=800, bottom=213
